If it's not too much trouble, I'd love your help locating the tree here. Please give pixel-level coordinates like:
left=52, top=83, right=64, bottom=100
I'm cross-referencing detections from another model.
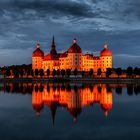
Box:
left=19, top=69, right=24, bottom=77
left=31, top=69, right=34, bottom=77
left=39, top=84, right=44, bottom=92
left=106, top=68, right=112, bottom=78
left=74, top=68, right=78, bottom=77
left=61, top=69, right=65, bottom=77
left=81, top=71, right=85, bottom=77
left=115, top=68, right=122, bottom=77
left=39, top=69, right=44, bottom=78
left=138, top=68, right=140, bottom=78
left=35, top=85, right=39, bottom=92
left=66, top=69, right=71, bottom=77
left=13, top=68, right=19, bottom=78
left=106, top=85, right=112, bottom=93
left=97, top=68, right=102, bottom=77
left=126, top=67, right=133, bottom=78
left=97, top=86, right=102, bottom=93
left=47, top=69, right=50, bottom=77
left=35, top=69, right=39, bottom=77
left=56, top=69, right=60, bottom=77
left=52, top=69, right=56, bottom=77
left=6, top=69, right=11, bottom=77
left=74, top=85, right=78, bottom=92
left=27, top=68, right=31, bottom=77
left=127, top=85, right=133, bottom=96
left=89, top=69, right=93, bottom=77
left=134, top=67, right=139, bottom=78
left=115, top=86, right=122, bottom=95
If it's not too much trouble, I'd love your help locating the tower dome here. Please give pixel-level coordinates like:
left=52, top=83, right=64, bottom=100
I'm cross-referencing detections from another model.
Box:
left=68, top=108, right=82, bottom=123
left=32, top=104, right=44, bottom=116
left=101, top=103, right=112, bottom=111
left=100, top=43, right=112, bottom=56
left=101, top=103, right=112, bottom=117
left=68, top=38, right=82, bottom=53
left=32, top=43, right=44, bottom=57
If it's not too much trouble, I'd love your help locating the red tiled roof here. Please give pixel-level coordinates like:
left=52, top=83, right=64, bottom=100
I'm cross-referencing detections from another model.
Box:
left=44, top=53, right=59, bottom=60
left=60, top=52, right=68, bottom=58
left=68, top=39, right=82, bottom=53
left=32, top=48, right=44, bottom=57
left=100, top=48, right=112, bottom=56
left=93, top=56, right=101, bottom=60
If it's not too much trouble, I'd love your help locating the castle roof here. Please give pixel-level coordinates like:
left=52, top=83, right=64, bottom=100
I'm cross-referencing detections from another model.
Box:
left=32, top=44, right=44, bottom=57
left=32, top=103, right=44, bottom=116
left=68, top=39, right=82, bottom=53
left=60, top=52, right=68, bottom=58
left=93, top=56, right=101, bottom=60
left=44, top=53, right=59, bottom=60
left=100, top=43, right=112, bottom=56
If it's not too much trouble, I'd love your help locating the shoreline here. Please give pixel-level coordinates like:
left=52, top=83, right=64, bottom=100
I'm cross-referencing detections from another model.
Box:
left=0, top=77, right=140, bottom=84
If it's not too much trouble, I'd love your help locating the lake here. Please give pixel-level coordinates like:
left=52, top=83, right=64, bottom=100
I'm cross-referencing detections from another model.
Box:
left=0, top=83, right=140, bottom=140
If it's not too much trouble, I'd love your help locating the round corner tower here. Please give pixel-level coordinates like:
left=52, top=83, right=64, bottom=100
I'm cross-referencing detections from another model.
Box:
left=32, top=43, right=44, bottom=70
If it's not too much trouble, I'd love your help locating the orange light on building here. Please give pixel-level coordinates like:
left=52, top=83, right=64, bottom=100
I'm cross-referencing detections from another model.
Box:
left=32, top=37, right=112, bottom=73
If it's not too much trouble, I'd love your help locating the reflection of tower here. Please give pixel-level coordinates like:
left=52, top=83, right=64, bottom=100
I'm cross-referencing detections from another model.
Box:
left=100, top=85, right=112, bottom=117
left=50, top=102, right=58, bottom=125
left=68, top=108, right=82, bottom=123
left=67, top=87, right=82, bottom=122
left=32, top=85, right=44, bottom=116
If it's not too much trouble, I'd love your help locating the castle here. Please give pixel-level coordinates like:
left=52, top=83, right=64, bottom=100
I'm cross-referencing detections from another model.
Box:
left=32, top=37, right=112, bottom=73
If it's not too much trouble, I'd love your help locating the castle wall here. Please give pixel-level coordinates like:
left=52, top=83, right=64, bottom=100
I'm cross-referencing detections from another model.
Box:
left=32, top=56, right=43, bottom=70
left=101, top=56, right=112, bottom=72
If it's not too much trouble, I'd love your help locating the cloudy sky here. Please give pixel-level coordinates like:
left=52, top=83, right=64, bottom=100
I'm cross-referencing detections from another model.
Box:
left=0, top=0, right=140, bottom=68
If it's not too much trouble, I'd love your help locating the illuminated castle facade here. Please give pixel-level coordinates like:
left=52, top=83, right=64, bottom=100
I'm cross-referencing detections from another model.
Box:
left=32, top=37, right=112, bottom=72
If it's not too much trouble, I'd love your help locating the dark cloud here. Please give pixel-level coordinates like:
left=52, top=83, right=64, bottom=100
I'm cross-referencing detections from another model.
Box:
left=0, top=0, right=94, bottom=18
left=0, top=0, right=139, bottom=67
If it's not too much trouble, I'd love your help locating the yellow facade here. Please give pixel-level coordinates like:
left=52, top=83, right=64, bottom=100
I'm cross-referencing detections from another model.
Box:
left=32, top=56, right=43, bottom=70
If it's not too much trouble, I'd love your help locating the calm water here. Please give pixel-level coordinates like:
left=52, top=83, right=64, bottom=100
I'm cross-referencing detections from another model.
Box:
left=0, top=83, right=140, bottom=140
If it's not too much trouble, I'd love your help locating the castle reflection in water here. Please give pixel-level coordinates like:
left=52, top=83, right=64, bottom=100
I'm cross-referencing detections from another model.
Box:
left=2, top=83, right=140, bottom=123
left=1, top=83, right=114, bottom=122
left=1, top=83, right=140, bottom=125
left=32, top=84, right=112, bottom=123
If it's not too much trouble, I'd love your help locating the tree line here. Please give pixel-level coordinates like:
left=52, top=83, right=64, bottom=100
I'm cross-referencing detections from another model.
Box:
left=2, top=83, right=140, bottom=96
left=1, top=64, right=140, bottom=78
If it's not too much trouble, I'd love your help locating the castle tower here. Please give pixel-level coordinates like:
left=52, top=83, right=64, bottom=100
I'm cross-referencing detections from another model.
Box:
left=67, top=38, right=82, bottom=71
left=32, top=43, right=44, bottom=70
left=100, top=43, right=112, bottom=72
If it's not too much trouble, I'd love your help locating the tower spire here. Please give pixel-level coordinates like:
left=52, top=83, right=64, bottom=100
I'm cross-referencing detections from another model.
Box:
left=52, top=36, right=55, bottom=46
left=50, top=102, right=57, bottom=125
left=104, top=42, right=108, bottom=49
left=50, top=36, right=57, bottom=55
left=73, top=38, right=77, bottom=44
